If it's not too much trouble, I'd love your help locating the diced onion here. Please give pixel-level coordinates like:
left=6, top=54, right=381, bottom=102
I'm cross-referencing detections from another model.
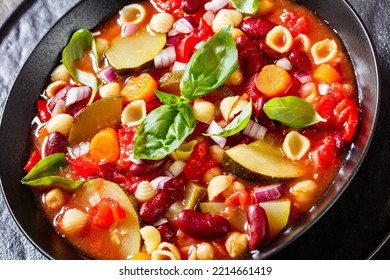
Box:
left=204, top=0, right=229, bottom=12
left=88, top=192, right=101, bottom=207
left=295, top=71, right=312, bottom=84
left=166, top=35, right=180, bottom=46
left=206, top=121, right=227, bottom=148
left=154, top=46, right=176, bottom=69
left=254, top=184, right=284, bottom=202
left=122, top=22, right=139, bottom=37
left=172, top=61, right=187, bottom=71
left=150, top=176, right=174, bottom=190
left=318, top=83, right=330, bottom=95
left=203, top=11, right=215, bottom=26
left=65, top=86, right=90, bottom=107
left=67, top=141, right=90, bottom=159
left=51, top=99, right=66, bottom=116
left=174, top=17, right=195, bottom=34
left=276, top=58, right=293, bottom=71
left=98, top=67, right=116, bottom=83
left=165, top=160, right=186, bottom=177
left=243, top=120, right=267, bottom=140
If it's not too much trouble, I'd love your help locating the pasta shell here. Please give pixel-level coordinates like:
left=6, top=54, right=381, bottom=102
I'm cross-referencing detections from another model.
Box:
left=294, top=34, right=311, bottom=53
left=134, top=181, right=158, bottom=203
left=119, top=3, right=147, bottom=25
left=266, top=25, right=293, bottom=53
left=220, top=96, right=239, bottom=122
left=46, top=113, right=74, bottom=137
left=149, top=13, right=175, bottom=34
left=121, top=100, right=146, bottom=127
left=151, top=242, right=181, bottom=260
left=140, top=226, right=161, bottom=254
left=99, top=82, right=122, bottom=98
left=311, top=39, right=338, bottom=65
left=45, top=80, right=67, bottom=98
left=207, top=175, right=235, bottom=201
left=229, top=99, right=248, bottom=120
left=60, top=208, right=88, bottom=235
left=212, top=9, right=243, bottom=33
left=193, top=99, right=215, bottom=124
left=282, top=131, right=311, bottom=161
left=50, top=64, right=71, bottom=83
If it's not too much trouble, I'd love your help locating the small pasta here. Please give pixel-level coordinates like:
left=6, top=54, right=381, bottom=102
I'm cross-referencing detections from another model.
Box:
left=208, top=175, right=235, bottom=201
left=311, top=38, right=338, bottom=65
left=99, top=82, right=122, bottom=98
left=46, top=113, right=74, bottom=137
left=149, top=13, right=175, bottom=34
left=266, top=25, right=293, bottom=54
left=171, top=140, right=198, bottom=161
left=45, top=80, right=67, bottom=98
left=294, top=34, right=311, bottom=53
left=151, top=242, right=181, bottom=260
left=119, top=3, right=147, bottom=25
left=140, top=225, right=161, bottom=254
left=50, top=64, right=70, bottom=83
left=225, top=232, right=248, bottom=258
left=134, top=181, right=158, bottom=202
left=195, top=242, right=214, bottom=260
left=60, top=208, right=88, bottom=235
left=220, top=96, right=248, bottom=122
left=121, top=100, right=146, bottom=127
left=212, top=9, right=243, bottom=33
left=193, top=99, right=215, bottom=124
left=44, top=188, right=66, bottom=210
left=282, top=131, right=311, bottom=161
left=222, top=181, right=246, bottom=198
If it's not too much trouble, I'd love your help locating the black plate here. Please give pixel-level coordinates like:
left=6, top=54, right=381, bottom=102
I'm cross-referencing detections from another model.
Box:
left=0, top=0, right=380, bottom=260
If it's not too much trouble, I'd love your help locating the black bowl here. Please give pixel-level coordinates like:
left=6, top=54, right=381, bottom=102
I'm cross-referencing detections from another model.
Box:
left=0, top=0, right=380, bottom=260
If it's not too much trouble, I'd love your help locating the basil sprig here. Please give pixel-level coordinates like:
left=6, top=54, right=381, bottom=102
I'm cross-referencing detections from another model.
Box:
left=62, top=29, right=100, bottom=105
left=134, top=26, right=239, bottom=160
left=21, top=153, right=85, bottom=190
left=264, top=96, right=326, bottom=128
left=231, top=0, right=259, bottom=15
left=205, top=100, right=252, bottom=137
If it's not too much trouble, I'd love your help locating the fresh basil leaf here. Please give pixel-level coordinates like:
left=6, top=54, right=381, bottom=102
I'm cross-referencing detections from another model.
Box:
left=264, top=96, right=327, bottom=128
left=21, top=153, right=67, bottom=183
left=180, top=25, right=238, bottom=100
left=155, top=90, right=186, bottom=106
left=134, top=104, right=196, bottom=160
left=22, top=176, right=85, bottom=190
left=231, top=0, right=259, bottom=15
left=62, top=28, right=100, bottom=105
left=205, top=100, right=252, bottom=137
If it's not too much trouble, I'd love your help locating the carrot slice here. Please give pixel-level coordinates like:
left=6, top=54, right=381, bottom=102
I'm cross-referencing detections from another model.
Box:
left=313, top=64, right=341, bottom=84
left=90, top=127, right=120, bottom=163
left=121, top=73, right=158, bottom=103
left=255, top=65, right=292, bottom=97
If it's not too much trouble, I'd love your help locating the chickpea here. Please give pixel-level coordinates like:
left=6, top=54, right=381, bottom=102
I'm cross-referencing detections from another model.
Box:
left=290, top=180, right=319, bottom=209
left=203, top=166, right=223, bottom=184
left=44, top=188, right=65, bottom=210
left=225, top=68, right=244, bottom=86
left=225, top=232, right=248, bottom=258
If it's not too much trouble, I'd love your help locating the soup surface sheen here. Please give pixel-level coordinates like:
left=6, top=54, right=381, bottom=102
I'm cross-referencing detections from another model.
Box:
left=22, top=0, right=359, bottom=260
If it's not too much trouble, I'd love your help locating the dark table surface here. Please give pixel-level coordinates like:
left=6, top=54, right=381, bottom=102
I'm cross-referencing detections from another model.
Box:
left=0, top=0, right=389, bottom=260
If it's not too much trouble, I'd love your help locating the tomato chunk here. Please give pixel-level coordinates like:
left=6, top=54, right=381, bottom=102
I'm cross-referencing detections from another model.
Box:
left=183, top=142, right=218, bottom=181
left=36, top=99, right=51, bottom=123
left=88, top=198, right=126, bottom=229
left=23, top=150, right=42, bottom=172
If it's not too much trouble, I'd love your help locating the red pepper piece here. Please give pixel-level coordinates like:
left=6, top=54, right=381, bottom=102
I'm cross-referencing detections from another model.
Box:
left=68, top=155, right=99, bottom=179
left=176, top=33, right=200, bottom=63
left=183, top=142, right=218, bottom=181
left=23, top=150, right=42, bottom=172
left=36, top=99, right=51, bottom=123
left=225, top=190, right=254, bottom=209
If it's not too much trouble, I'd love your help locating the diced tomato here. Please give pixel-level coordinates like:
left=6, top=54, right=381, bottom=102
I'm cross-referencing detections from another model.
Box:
left=335, top=99, right=359, bottom=142
left=151, top=0, right=181, bottom=13
left=68, top=155, right=99, bottom=179
left=23, top=150, right=42, bottom=172
left=280, top=11, right=309, bottom=37
left=118, top=126, right=137, bottom=169
left=183, top=142, right=218, bottom=181
left=225, top=190, right=253, bottom=209
left=88, top=198, right=126, bottom=229
left=196, top=18, right=214, bottom=41
left=312, top=136, right=339, bottom=169
left=36, top=99, right=51, bottom=123
left=176, top=34, right=201, bottom=63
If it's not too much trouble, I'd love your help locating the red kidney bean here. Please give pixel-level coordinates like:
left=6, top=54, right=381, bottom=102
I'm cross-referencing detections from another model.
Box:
left=256, top=41, right=280, bottom=63
left=289, top=49, right=312, bottom=72
left=178, top=209, right=230, bottom=239
left=246, top=204, right=269, bottom=250
left=129, top=157, right=168, bottom=176
left=140, top=192, right=173, bottom=224
left=45, top=132, right=67, bottom=156
left=236, top=34, right=264, bottom=76
left=181, top=0, right=202, bottom=14
left=243, top=74, right=262, bottom=101
left=157, top=223, right=176, bottom=243
left=240, top=18, right=276, bottom=40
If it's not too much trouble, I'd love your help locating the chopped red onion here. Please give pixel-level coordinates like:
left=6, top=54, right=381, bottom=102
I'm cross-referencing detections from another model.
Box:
left=67, top=141, right=90, bottom=159
left=295, top=71, right=313, bottom=84
left=165, top=160, right=186, bottom=177
left=168, top=28, right=179, bottom=37
left=51, top=99, right=66, bottom=116
left=172, top=61, right=187, bottom=71
left=150, top=176, right=174, bottom=190
left=276, top=58, right=293, bottom=71
left=204, top=0, right=229, bottom=12
left=166, top=35, right=180, bottom=46
left=254, top=184, right=284, bottom=202
left=98, top=67, right=116, bottom=83
left=48, top=85, right=72, bottom=111
left=243, top=120, right=267, bottom=140
left=202, top=10, right=215, bottom=26
left=122, top=22, right=139, bottom=37
left=206, top=121, right=227, bottom=148
left=65, top=86, right=90, bottom=107
left=154, top=46, right=176, bottom=69
left=174, top=17, right=195, bottom=34
left=318, top=83, right=330, bottom=95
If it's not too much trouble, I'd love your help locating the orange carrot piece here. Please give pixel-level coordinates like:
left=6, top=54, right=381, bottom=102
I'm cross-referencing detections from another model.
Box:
left=255, top=65, right=292, bottom=97
left=90, top=127, right=120, bottom=163
left=131, top=252, right=152, bottom=260
left=313, top=64, right=341, bottom=84
left=121, top=73, right=158, bottom=103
